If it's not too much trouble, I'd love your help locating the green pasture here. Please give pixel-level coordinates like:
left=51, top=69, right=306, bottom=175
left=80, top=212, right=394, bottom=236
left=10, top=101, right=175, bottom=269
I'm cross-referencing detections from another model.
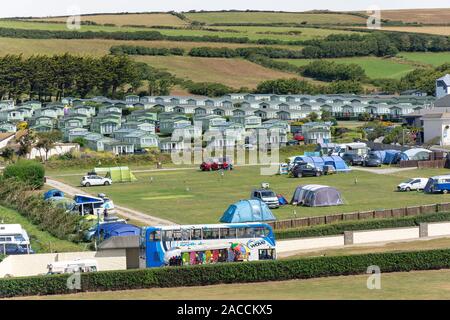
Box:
left=398, top=51, right=450, bottom=67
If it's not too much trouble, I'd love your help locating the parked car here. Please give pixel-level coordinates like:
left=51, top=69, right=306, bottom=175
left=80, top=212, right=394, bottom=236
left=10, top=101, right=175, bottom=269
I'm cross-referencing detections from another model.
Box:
left=291, top=162, right=323, bottom=178
left=397, top=178, right=428, bottom=192
left=294, top=133, right=304, bottom=141
left=341, top=153, right=364, bottom=166
left=81, top=175, right=112, bottom=187
left=251, top=189, right=279, bottom=209
left=363, top=154, right=382, bottom=167
left=200, top=158, right=233, bottom=171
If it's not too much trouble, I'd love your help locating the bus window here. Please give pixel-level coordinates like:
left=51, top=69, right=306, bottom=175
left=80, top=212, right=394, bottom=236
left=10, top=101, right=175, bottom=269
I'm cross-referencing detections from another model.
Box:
left=149, top=231, right=161, bottom=241
left=236, top=228, right=246, bottom=238
left=259, top=249, right=275, bottom=260
left=244, top=228, right=256, bottom=238
left=191, top=229, right=202, bottom=240
left=173, top=230, right=182, bottom=241
left=181, top=229, right=190, bottom=241
left=203, top=228, right=220, bottom=239
left=221, top=228, right=236, bottom=239
left=254, top=227, right=269, bottom=237
left=162, top=230, right=173, bottom=241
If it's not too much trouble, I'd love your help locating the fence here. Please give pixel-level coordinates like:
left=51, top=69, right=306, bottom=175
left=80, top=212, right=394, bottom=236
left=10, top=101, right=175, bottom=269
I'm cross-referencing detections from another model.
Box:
left=267, top=202, right=450, bottom=230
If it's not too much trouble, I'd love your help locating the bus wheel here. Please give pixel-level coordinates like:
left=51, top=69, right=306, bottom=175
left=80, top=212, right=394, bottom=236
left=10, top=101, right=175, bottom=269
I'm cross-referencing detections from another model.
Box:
left=444, top=190, right=448, bottom=194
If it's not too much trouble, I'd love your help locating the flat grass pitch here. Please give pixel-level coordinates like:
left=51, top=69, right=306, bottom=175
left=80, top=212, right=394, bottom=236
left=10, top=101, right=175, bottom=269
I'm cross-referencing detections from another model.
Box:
left=398, top=52, right=450, bottom=67
left=184, top=11, right=367, bottom=25
left=29, top=13, right=188, bottom=27
left=20, top=269, right=450, bottom=300
left=279, top=56, right=417, bottom=79
left=49, top=166, right=450, bottom=225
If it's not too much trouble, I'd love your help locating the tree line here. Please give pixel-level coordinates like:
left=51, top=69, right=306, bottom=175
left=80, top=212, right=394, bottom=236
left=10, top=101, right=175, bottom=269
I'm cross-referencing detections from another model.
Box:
left=110, top=45, right=185, bottom=56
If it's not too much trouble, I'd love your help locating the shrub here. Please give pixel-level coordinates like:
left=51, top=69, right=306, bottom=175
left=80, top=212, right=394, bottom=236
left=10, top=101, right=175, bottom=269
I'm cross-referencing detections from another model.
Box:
left=275, top=212, right=450, bottom=240
left=3, top=160, right=45, bottom=189
left=2, top=248, right=450, bottom=298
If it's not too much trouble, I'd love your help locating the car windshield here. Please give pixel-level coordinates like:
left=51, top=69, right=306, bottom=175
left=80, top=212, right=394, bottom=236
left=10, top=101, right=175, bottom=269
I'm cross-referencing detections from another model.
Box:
left=261, top=191, right=276, bottom=197
left=403, top=179, right=414, bottom=184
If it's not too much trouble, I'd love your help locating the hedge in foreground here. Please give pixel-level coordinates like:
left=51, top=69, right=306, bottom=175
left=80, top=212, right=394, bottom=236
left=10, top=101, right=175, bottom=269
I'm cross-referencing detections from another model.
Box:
left=275, top=212, right=450, bottom=240
left=1, top=249, right=450, bottom=298
left=3, top=160, right=45, bottom=188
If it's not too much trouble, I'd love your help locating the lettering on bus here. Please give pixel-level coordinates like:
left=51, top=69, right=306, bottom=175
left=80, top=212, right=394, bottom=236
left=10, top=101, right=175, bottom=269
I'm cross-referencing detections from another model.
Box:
left=247, top=239, right=266, bottom=249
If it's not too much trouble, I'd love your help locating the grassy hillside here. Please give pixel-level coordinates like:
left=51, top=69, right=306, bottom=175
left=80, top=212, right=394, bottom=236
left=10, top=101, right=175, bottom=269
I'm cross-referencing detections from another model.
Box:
left=381, top=26, right=450, bottom=36
left=28, top=13, right=188, bottom=27
left=0, top=205, right=86, bottom=253
left=279, top=56, right=417, bottom=79
left=185, top=11, right=367, bottom=25
left=379, top=8, right=450, bottom=24
left=133, top=55, right=304, bottom=89
left=398, top=52, right=450, bottom=66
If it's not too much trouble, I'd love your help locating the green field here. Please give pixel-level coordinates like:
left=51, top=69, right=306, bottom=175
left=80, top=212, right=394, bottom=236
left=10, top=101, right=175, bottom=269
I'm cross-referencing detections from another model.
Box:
left=398, top=52, right=450, bottom=67
left=184, top=11, right=367, bottom=25
left=0, top=205, right=86, bottom=253
left=19, top=269, right=450, bottom=300
left=49, top=166, right=450, bottom=225
left=279, top=56, right=417, bottom=79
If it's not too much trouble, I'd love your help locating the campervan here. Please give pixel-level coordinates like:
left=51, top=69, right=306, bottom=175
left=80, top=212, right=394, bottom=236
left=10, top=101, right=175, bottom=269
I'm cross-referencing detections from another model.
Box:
left=424, top=175, right=450, bottom=194
left=47, top=259, right=98, bottom=275
left=331, top=143, right=368, bottom=157
left=0, top=224, right=33, bottom=255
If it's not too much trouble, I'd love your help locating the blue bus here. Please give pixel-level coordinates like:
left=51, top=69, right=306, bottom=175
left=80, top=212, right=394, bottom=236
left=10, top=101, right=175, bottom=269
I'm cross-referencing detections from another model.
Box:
left=140, top=223, right=276, bottom=268
left=424, top=175, right=450, bottom=194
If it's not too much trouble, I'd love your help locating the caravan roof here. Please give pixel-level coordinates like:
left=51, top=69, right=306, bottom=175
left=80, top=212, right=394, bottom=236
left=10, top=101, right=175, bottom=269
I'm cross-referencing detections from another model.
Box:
left=0, top=224, right=23, bottom=236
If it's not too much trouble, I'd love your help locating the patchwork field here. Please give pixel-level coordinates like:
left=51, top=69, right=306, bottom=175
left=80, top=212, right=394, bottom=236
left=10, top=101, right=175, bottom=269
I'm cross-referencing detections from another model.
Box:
left=184, top=11, right=367, bottom=25
left=279, top=56, right=417, bottom=79
left=381, top=26, right=450, bottom=36
left=133, top=55, right=303, bottom=89
left=20, top=269, right=450, bottom=300
left=398, top=52, right=450, bottom=67
left=49, top=166, right=450, bottom=225
left=0, top=205, right=85, bottom=253
left=28, top=13, right=188, bottom=27
left=378, top=8, right=450, bottom=24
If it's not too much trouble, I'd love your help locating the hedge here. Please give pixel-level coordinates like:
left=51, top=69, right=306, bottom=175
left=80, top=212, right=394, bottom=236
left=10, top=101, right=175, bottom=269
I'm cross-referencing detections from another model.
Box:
left=274, top=211, right=450, bottom=240
left=2, top=160, right=45, bottom=188
left=2, top=248, right=450, bottom=297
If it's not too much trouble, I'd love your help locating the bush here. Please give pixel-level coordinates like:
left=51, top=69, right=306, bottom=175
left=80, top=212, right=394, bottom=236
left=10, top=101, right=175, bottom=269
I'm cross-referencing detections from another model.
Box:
left=3, top=160, right=45, bottom=189
left=2, top=248, right=450, bottom=297
left=275, top=211, right=450, bottom=240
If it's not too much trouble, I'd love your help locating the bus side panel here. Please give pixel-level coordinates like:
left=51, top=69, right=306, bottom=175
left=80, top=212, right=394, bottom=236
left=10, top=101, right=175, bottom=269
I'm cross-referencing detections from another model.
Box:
left=146, top=240, right=165, bottom=268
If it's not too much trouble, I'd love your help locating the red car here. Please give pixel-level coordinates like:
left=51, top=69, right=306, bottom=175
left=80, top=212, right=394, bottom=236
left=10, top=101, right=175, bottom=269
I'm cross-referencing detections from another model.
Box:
left=200, top=162, right=213, bottom=171
left=200, top=158, right=233, bottom=171
left=294, top=133, right=305, bottom=141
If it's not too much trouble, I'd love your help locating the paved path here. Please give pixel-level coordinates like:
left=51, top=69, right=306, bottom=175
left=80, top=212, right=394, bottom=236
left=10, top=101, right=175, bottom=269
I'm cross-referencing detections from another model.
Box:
left=45, top=178, right=176, bottom=226
left=351, top=166, right=417, bottom=175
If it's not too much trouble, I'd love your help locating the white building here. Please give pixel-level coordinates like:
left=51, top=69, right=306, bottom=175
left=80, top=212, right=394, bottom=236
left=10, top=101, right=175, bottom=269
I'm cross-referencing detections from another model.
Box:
left=423, top=111, right=450, bottom=146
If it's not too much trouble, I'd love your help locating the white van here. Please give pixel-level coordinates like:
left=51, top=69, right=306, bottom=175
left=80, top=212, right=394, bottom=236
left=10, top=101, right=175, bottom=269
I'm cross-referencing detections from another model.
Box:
left=47, top=259, right=98, bottom=275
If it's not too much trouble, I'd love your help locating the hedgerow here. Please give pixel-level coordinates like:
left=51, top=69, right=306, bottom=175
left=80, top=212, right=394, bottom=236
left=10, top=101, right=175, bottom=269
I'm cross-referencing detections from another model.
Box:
left=274, top=212, right=450, bottom=240
left=2, top=160, right=45, bottom=188
left=1, top=248, right=450, bottom=297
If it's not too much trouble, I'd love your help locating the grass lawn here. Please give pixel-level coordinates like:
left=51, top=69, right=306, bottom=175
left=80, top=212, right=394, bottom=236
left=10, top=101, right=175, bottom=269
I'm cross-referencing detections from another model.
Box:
left=48, top=165, right=450, bottom=225
left=279, top=56, right=417, bottom=79
left=0, top=205, right=86, bottom=253
left=19, top=269, right=450, bottom=300
left=398, top=52, right=450, bottom=67
left=184, top=12, right=367, bottom=25
left=28, top=13, right=188, bottom=27
left=133, top=55, right=305, bottom=89
left=336, top=121, right=365, bottom=129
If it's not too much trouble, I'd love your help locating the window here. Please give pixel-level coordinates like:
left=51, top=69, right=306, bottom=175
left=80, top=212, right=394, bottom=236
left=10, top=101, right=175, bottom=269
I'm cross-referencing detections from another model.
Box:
left=191, top=229, right=202, bottom=240
left=149, top=230, right=161, bottom=242
left=254, top=227, right=269, bottom=237
left=162, top=230, right=173, bottom=241
left=221, top=228, right=237, bottom=239
left=259, top=249, right=275, bottom=260
left=203, top=228, right=220, bottom=239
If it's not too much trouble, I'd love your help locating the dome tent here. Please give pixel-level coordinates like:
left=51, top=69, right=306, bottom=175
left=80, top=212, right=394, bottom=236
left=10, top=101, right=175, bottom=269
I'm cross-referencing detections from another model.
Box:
left=292, top=156, right=350, bottom=172
left=220, top=199, right=276, bottom=223
left=291, top=185, right=343, bottom=207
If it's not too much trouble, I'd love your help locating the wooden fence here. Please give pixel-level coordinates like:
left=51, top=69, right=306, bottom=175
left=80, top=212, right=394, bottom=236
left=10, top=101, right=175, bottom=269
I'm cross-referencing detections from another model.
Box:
left=399, top=159, right=447, bottom=168
left=267, top=202, right=450, bottom=230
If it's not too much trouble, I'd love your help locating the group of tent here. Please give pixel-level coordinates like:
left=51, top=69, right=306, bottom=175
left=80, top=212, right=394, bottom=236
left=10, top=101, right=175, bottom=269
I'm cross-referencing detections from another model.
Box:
left=220, top=185, right=343, bottom=223
left=289, top=155, right=351, bottom=172
left=370, top=148, right=432, bottom=165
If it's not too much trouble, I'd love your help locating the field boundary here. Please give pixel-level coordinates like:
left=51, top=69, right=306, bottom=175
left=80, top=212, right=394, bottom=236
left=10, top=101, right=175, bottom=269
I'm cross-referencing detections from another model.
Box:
left=268, top=202, right=450, bottom=230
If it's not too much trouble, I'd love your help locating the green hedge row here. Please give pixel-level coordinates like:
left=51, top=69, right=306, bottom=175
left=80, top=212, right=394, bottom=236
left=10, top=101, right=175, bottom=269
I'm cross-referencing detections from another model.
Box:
left=274, top=212, right=450, bottom=240
left=3, top=160, right=45, bottom=189
left=2, top=248, right=450, bottom=298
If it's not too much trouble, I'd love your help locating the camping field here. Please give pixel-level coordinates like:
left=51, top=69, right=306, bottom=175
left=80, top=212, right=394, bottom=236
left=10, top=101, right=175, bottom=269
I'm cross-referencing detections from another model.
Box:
left=18, top=268, right=450, bottom=300
left=48, top=165, right=450, bottom=225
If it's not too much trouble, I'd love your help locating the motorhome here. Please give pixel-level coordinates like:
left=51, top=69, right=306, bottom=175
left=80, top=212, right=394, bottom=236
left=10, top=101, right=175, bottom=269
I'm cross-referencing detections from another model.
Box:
left=47, top=259, right=98, bottom=275
left=331, top=143, right=368, bottom=157
left=0, top=224, right=33, bottom=255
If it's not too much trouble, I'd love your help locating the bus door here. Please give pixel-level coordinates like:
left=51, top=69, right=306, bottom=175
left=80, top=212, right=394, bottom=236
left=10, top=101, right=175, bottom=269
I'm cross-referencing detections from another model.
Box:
left=146, top=229, right=164, bottom=268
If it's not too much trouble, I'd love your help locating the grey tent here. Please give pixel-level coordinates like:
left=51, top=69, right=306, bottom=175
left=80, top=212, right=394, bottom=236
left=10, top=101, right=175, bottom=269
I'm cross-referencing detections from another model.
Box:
left=291, top=185, right=343, bottom=207
left=220, top=199, right=276, bottom=223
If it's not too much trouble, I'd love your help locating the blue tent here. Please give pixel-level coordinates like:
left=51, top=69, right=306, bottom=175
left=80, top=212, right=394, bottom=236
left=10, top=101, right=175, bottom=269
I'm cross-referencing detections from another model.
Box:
left=293, top=156, right=350, bottom=172
left=44, top=189, right=64, bottom=200
left=383, top=150, right=402, bottom=164
left=96, top=223, right=141, bottom=240
left=220, top=200, right=276, bottom=223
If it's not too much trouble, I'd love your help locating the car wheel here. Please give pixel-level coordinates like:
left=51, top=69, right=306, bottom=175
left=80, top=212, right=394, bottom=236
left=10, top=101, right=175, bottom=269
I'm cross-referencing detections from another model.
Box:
left=297, top=172, right=302, bottom=178
left=406, top=187, right=411, bottom=192
left=104, top=181, right=110, bottom=186
left=444, top=190, right=449, bottom=194
left=85, top=182, right=91, bottom=187
left=315, top=172, right=321, bottom=177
